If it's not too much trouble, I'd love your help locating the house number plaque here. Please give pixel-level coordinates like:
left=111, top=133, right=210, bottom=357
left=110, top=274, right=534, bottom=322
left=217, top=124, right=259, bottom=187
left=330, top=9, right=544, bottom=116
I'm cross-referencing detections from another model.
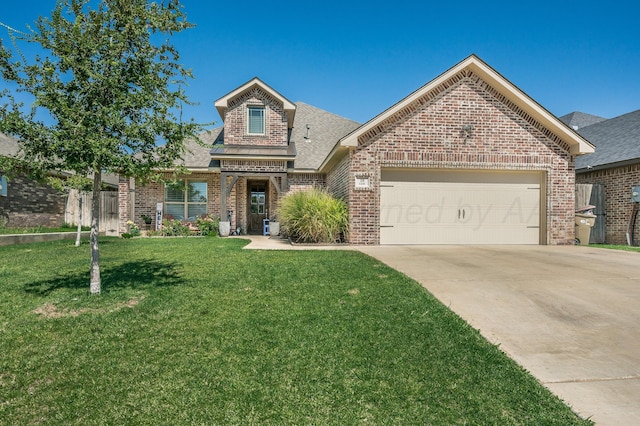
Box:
left=355, top=176, right=370, bottom=189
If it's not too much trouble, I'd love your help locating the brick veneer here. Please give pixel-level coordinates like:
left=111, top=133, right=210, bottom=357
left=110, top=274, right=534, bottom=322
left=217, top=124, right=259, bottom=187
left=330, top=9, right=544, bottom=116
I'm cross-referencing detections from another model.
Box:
left=120, top=172, right=222, bottom=233
left=346, top=72, right=575, bottom=245
left=221, top=160, right=287, bottom=173
left=326, top=153, right=350, bottom=202
left=0, top=173, right=66, bottom=228
left=287, top=173, right=325, bottom=193
left=576, top=163, right=640, bottom=245
left=223, top=88, right=289, bottom=147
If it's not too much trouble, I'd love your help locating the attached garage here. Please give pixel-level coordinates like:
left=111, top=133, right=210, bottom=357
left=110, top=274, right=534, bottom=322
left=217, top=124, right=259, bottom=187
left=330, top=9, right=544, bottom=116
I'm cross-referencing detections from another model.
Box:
left=380, top=169, right=544, bottom=244
left=335, top=55, right=595, bottom=245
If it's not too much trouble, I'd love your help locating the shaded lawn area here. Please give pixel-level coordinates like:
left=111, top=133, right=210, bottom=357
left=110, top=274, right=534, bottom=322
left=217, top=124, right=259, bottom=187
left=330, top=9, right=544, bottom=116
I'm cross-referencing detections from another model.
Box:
left=0, top=237, right=591, bottom=425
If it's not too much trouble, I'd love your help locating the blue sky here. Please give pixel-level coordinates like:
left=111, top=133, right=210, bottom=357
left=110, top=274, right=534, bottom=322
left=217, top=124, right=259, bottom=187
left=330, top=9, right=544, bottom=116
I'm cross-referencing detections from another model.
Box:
left=1, top=0, right=639, bottom=128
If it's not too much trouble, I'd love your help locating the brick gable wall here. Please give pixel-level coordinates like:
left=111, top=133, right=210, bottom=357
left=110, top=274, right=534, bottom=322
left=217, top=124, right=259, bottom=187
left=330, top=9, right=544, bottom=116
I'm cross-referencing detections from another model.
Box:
left=347, top=73, right=575, bottom=245
left=576, top=163, right=640, bottom=245
left=223, top=88, right=289, bottom=147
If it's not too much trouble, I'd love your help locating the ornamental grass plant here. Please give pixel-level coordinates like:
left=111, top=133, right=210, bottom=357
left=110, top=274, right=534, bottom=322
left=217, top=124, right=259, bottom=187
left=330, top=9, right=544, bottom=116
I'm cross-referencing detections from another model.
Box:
left=276, top=189, right=348, bottom=243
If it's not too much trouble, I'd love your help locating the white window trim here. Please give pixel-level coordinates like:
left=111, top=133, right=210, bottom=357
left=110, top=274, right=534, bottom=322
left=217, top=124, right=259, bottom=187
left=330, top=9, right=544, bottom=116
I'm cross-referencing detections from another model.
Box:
left=164, top=179, right=208, bottom=220
left=247, top=105, right=266, bottom=135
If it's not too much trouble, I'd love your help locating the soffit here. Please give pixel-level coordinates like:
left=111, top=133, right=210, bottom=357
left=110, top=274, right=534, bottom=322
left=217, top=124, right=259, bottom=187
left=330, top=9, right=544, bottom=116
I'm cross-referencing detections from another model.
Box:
left=339, top=55, right=594, bottom=156
left=214, top=77, right=296, bottom=128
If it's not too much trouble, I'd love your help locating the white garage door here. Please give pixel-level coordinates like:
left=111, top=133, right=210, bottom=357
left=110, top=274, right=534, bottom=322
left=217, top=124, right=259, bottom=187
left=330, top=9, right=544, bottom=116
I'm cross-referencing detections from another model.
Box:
left=380, top=170, right=542, bottom=244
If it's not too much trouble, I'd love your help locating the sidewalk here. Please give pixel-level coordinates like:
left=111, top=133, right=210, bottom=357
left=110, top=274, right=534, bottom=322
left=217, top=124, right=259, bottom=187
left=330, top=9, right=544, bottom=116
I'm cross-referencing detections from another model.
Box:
left=232, top=235, right=356, bottom=251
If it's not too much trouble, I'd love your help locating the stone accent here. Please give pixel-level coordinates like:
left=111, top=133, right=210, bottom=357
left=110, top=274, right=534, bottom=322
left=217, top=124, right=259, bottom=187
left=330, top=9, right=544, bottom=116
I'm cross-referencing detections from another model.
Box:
left=577, top=163, right=640, bottom=245
left=0, top=173, right=66, bottom=228
left=223, top=87, right=289, bottom=147
left=347, top=73, right=575, bottom=245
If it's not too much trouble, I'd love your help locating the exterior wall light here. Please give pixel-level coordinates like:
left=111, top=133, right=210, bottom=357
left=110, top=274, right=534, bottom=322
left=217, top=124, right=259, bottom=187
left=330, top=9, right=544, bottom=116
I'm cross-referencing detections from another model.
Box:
left=461, top=124, right=474, bottom=139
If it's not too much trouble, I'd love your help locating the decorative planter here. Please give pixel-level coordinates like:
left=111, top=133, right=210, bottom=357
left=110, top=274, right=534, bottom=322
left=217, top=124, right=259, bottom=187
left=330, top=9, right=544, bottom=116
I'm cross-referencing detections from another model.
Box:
left=269, top=221, right=280, bottom=236
left=219, top=221, right=231, bottom=237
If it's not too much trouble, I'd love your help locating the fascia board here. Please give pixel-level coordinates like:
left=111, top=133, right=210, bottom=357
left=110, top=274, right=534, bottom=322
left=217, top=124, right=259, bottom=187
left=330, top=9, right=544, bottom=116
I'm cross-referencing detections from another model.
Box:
left=339, top=55, right=595, bottom=156
left=214, top=78, right=296, bottom=126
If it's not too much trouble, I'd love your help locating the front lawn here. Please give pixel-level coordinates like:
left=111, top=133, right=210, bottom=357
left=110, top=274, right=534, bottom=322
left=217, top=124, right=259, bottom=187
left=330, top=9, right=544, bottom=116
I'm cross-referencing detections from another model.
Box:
left=0, top=225, right=90, bottom=235
left=0, top=238, right=591, bottom=425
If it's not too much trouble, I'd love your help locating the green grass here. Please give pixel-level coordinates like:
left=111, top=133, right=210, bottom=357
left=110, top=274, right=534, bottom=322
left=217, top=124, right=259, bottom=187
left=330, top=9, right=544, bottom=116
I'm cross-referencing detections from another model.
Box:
left=0, top=225, right=91, bottom=235
left=590, top=244, right=640, bottom=252
left=0, top=238, right=591, bottom=425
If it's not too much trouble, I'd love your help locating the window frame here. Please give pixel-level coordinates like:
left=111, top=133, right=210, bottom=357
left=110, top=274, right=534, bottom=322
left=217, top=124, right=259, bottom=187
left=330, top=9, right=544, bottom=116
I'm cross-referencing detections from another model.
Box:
left=247, top=105, right=266, bottom=135
left=164, top=179, right=208, bottom=221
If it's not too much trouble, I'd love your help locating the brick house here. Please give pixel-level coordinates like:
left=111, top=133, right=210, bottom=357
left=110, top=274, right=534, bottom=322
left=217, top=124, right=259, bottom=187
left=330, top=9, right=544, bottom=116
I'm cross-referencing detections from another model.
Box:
left=1, top=132, right=119, bottom=230
left=120, top=55, right=594, bottom=245
left=0, top=133, right=68, bottom=227
left=571, top=110, right=640, bottom=245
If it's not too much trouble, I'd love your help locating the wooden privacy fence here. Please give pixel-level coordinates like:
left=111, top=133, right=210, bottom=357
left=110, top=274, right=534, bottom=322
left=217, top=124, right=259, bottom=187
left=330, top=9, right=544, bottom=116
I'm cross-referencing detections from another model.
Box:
left=65, top=190, right=119, bottom=236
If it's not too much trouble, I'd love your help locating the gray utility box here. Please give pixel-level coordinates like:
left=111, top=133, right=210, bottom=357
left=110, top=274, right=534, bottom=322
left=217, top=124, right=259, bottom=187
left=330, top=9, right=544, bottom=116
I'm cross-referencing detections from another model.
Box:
left=633, top=186, right=640, bottom=203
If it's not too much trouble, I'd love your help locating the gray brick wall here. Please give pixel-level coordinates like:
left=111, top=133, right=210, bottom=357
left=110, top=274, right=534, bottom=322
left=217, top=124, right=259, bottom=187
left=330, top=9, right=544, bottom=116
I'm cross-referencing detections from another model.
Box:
left=0, top=173, right=66, bottom=228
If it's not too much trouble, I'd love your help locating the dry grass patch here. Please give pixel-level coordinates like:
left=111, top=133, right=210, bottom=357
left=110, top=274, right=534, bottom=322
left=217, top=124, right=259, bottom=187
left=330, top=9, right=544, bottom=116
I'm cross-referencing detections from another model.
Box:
left=32, top=296, right=144, bottom=318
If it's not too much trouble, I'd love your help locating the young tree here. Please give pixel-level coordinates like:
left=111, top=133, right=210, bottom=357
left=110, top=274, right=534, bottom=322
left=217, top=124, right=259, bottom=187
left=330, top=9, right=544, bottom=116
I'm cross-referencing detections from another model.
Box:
left=0, top=0, right=202, bottom=293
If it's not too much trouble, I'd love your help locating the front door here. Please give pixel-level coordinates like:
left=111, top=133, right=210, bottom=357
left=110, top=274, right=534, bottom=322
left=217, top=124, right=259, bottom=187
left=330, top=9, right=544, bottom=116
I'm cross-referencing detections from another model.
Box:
left=248, top=181, right=267, bottom=234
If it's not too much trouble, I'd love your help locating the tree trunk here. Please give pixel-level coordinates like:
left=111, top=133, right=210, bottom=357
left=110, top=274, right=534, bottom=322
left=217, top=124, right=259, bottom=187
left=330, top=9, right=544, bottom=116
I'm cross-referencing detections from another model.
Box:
left=89, top=173, right=101, bottom=294
left=75, top=194, right=82, bottom=247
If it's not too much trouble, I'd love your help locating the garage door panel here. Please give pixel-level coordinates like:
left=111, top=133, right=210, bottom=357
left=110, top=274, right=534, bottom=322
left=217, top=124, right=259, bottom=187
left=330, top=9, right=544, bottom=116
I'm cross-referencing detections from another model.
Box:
left=380, top=170, right=541, bottom=244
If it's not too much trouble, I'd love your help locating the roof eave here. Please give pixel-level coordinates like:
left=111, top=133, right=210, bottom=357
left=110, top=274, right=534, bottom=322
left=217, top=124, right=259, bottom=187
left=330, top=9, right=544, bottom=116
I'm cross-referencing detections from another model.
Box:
left=577, top=158, right=640, bottom=174
left=339, top=55, right=595, bottom=155
left=214, top=77, right=296, bottom=128
left=211, top=154, right=295, bottom=161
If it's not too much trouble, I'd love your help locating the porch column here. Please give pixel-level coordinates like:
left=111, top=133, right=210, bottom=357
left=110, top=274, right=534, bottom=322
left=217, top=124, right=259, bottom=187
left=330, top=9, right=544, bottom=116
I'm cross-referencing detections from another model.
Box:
left=220, top=173, right=227, bottom=221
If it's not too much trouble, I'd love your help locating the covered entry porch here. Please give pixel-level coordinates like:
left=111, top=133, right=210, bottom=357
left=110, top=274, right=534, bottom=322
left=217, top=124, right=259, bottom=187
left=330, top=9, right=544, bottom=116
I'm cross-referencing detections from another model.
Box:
left=220, top=172, right=287, bottom=235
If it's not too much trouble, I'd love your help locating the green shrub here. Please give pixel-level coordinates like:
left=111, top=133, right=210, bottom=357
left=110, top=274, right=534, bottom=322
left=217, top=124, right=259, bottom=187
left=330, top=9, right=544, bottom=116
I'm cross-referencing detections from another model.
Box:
left=161, top=219, right=191, bottom=237
left=195, top=215, right=219, bottom=236
left=276, top=189, right=348, bottom=243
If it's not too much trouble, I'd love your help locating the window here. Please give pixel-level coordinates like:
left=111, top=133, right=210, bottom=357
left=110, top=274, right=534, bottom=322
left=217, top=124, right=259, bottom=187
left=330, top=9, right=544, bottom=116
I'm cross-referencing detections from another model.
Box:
left=164, top=180, right=207, bottom=220
left=247, top=105, right=265, bottom=134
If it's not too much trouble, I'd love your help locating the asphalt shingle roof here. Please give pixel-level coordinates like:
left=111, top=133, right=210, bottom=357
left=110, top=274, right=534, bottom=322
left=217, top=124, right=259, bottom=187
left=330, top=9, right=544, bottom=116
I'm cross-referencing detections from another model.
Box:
left=289, top=102, right=360, bottom=170
left=0, top=133, right=20, bottom=158
left=178, top=127, right=223, bottom=169
left=575, top=110, right=640, bottom=171
left=559, top=111, right=607, bottom=130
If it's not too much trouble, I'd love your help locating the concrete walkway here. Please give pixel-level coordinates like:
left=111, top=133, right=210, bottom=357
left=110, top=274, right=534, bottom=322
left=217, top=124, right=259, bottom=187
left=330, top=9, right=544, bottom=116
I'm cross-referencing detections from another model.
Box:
left=239, top=236, right=640, bottom=424
left=233, top=235, right=357, bottom=250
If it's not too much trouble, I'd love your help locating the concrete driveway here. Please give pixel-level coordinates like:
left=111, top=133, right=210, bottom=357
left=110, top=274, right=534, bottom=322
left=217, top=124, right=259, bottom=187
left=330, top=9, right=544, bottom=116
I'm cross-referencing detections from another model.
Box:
left=357, top=245, right=640, bottom=425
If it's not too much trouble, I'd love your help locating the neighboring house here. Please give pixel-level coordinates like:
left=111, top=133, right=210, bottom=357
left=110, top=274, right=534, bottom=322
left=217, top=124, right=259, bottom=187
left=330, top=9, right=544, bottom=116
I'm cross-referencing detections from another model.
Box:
left=0, top=132, right=119, bottom=230
left=0, top=133, right=68, bottom=228
left=570, top=110, right=640, bottom=245
left=560, top=111, right=607, bottom=131
left=119, top=55, right=594, bottom=245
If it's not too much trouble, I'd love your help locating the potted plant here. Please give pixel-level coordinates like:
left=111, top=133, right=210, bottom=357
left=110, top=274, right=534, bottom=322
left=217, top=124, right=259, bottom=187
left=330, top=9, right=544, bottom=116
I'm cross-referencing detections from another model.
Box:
left=141, top=214, right=153, bottom=229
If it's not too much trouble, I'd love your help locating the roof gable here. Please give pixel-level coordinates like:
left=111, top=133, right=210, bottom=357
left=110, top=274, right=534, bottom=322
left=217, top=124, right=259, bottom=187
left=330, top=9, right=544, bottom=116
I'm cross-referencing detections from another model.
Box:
left=0, top=133, right=20, bottom=158
left=576, top=109, right=640, bottom=171
left=339, top=55, right=594, bottom=156
left=559, top=111, right=608, bottom=130
left=214, top=77, right=296, bottom=128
